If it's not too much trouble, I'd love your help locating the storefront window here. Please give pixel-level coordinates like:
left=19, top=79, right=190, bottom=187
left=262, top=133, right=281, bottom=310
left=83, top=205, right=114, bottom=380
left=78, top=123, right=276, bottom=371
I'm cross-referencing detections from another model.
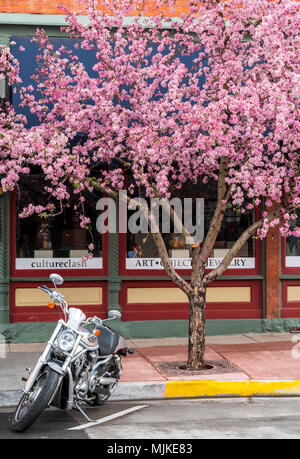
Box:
left=15, top=174, right=103, bottom=271
left=286, top=209, right=300, bottom=268
left=126, top=181, right=255, bottom=271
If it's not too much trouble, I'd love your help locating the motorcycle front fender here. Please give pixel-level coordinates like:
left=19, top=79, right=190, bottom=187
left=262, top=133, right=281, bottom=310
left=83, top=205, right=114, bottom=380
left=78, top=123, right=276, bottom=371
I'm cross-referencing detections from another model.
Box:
left=47, top=361, right=65, bottom=375
left=50, top=367, right=74, bottom=410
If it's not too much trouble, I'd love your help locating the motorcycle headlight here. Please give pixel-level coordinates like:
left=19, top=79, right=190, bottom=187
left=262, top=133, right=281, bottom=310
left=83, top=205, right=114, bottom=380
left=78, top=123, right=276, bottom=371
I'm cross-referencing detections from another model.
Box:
left=57, top=330, right=76, bottom=352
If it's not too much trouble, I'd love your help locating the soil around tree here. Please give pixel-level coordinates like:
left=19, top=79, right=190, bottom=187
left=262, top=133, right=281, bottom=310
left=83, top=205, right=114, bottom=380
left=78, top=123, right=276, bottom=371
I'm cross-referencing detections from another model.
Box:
left=155, top=360, right=242, bottom=376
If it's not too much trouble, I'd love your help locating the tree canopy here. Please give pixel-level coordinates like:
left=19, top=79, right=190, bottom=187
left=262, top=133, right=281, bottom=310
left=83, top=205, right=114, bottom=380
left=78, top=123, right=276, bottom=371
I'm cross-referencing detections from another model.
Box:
left=0, top=0, right=299, bottom=242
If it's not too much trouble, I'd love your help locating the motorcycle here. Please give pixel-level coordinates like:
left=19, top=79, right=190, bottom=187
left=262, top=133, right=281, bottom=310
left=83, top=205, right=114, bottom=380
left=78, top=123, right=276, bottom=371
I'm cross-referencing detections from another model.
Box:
left=11, top=273, right=134, bottom=432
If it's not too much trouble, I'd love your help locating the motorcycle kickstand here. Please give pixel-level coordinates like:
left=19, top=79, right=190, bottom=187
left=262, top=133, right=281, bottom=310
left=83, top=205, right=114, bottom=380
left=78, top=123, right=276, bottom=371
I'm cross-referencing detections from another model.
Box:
left=73, top=402, right=93, bottom=422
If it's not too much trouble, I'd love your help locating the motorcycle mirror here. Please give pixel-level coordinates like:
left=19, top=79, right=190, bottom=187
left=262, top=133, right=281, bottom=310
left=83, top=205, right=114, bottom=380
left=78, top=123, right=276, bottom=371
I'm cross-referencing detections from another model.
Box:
left=49, top=273, right=64, bottom=287
left=107, top=310, right=121, bottom=320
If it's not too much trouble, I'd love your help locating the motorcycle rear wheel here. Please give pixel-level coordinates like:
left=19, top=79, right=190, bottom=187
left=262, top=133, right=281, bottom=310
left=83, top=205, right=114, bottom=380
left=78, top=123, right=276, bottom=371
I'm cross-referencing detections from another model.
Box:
left=11, top=367, right=60, bottom=432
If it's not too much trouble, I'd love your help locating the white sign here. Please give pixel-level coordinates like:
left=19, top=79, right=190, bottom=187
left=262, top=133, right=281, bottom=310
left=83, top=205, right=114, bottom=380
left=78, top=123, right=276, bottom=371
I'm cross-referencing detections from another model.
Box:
left=126, top=257, right=255, bottom=270
left=16, top=257, right=103, bottom=270
left=286, top=257, right=300, bottom=268
left=0, top=334, right=5, bottom=359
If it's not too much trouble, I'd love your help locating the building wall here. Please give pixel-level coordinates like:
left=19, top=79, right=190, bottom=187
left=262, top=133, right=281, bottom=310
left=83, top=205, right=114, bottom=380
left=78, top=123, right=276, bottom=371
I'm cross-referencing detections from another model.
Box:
left=265, top=205, right=281, bottom=319
left=0, top=0, right=190, bottom=16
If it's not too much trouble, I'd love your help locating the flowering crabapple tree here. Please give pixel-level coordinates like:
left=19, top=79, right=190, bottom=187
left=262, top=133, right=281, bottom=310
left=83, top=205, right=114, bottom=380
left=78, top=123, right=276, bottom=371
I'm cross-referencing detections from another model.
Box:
left=0, top=0, right=299, bottom=369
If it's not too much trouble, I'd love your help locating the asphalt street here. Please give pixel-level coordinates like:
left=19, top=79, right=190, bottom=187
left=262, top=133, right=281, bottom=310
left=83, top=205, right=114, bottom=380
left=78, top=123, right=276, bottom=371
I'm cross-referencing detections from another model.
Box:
left=2, top=398, right=300, bottom=440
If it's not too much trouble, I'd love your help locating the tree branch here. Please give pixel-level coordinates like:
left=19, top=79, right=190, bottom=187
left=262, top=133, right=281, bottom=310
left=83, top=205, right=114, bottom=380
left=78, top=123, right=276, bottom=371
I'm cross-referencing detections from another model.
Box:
left=199, top=156, right=230, bottom=264
left=204, top=206, right=282, bottom=283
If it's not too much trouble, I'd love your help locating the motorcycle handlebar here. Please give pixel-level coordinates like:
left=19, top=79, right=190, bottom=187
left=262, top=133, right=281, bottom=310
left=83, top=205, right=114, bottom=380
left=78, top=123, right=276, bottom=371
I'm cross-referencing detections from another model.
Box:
left=38, top=284, right=109, bottom=327
left=38, top=286, right=66, bottom=305
left=39, top=285, right=53, bottom=295
left=38, top=285, right=69, bottom=321
left=86, top=316, right=103, bottom=327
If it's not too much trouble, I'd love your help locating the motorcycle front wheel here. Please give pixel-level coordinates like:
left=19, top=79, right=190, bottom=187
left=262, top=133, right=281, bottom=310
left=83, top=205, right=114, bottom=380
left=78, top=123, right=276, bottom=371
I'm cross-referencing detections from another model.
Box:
left=11, top=366, right=60, bottom=432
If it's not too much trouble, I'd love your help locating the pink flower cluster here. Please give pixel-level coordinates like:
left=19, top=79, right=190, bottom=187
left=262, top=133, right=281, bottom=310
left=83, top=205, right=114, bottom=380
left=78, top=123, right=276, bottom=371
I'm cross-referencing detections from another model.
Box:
left=0, top=0, right=299, bottom=239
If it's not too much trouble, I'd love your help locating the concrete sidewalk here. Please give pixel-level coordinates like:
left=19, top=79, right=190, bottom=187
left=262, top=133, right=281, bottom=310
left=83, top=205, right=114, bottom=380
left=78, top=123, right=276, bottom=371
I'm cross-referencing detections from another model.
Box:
left=1, top=332, right=300, bottom=407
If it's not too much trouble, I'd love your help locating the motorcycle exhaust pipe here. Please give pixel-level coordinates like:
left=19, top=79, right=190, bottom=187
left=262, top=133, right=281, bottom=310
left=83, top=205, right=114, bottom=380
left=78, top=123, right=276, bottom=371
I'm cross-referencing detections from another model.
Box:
left=98, top=376, right=117, bottom=385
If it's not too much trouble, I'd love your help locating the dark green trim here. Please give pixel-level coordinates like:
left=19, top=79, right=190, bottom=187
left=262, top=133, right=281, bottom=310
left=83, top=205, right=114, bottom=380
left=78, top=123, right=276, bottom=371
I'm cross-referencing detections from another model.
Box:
left=0, top=193, right=10, bottom=324
left=107, top=203, right=121, bottom=311
left=205, top=318, right=300, bottom=335
left=119, top=275, right=263, bottom=281
left=2, top=318, right=300, bottom=342
left=0, top=25, right=67, bottom=38
left=279, top=230, right=282, bottom=314
left=0, top=33, right=10, bottom=46
left=280, top=275, right=300, bottom=280
left=261, top=237, right=266, bottom=317
left=260, top=199, right=267, bottom=318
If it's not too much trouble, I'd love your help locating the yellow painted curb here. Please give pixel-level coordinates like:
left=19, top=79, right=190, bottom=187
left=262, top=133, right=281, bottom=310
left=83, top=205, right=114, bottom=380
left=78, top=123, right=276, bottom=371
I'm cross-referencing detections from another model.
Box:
left=165, top=380, right=300, bottom=398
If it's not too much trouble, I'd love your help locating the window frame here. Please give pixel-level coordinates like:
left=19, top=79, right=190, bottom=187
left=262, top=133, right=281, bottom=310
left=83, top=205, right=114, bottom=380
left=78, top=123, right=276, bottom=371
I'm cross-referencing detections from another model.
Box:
left=119, top=207, right=261, bottom=277
left=10, top=192, right=108, bottom=278
left=281, top=235, right=300, bottom=275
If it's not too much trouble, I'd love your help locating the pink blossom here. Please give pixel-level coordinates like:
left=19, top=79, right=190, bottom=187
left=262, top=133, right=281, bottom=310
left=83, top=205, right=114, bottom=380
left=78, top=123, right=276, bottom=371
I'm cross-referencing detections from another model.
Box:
left=0, top=0, right=298, bottom=246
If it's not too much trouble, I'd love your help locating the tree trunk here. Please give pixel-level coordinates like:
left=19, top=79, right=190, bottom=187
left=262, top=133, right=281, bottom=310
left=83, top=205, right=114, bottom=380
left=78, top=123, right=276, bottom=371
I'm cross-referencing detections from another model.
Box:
left=187, top=283, right=206, bottom=370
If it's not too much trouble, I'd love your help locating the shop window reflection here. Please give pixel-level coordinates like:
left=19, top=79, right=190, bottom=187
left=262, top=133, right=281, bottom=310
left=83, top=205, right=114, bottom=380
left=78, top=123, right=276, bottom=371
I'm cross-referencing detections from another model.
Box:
left=126, top=181, right=255, bottom=265
left=16, top=174, right=102, bottom=268
left=286, top=209, right=300, bottom=267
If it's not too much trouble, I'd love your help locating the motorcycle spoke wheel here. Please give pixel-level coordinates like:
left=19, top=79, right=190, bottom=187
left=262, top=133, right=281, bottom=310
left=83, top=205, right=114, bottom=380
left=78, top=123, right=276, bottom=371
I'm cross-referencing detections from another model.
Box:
left=12, top=367, right=60, bottom=433
left=15, top=373, right=47, bottom=421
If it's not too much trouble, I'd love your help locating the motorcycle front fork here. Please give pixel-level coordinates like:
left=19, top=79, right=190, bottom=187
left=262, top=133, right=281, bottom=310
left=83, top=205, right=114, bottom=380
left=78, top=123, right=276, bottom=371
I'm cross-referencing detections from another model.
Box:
left=23, top=322, right=64, bottom=395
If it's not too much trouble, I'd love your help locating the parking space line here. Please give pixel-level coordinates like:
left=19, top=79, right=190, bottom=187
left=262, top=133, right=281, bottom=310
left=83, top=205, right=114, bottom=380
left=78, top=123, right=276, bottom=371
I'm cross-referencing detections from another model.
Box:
left=68, top=405, right=149, bottom=431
